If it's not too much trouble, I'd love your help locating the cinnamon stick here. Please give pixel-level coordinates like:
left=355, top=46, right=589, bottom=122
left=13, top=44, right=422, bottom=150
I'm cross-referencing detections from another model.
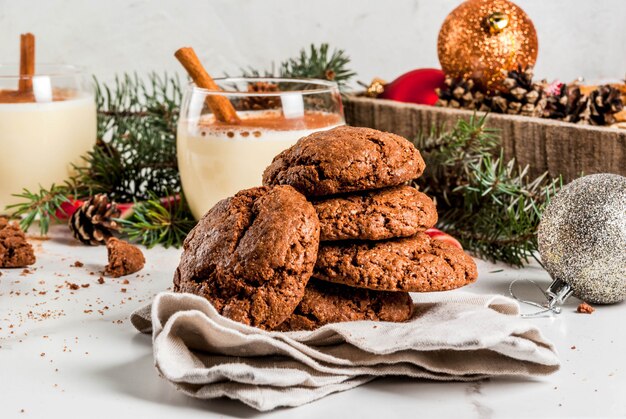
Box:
left=19, top=33, right=35, bottom=92
left=174, top=47, right=240, bottom=124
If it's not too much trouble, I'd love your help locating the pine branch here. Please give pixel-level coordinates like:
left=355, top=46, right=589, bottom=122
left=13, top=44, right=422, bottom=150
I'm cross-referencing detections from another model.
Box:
left=118, top=194, right=195, bottom=248
left=414, top=115, right=561, bottom=267
left=243, top=43, right=356, bottom=89
left=415, top=113, right=499, bottom=207
left=6, top=184, right=72, bottom=235
left=75, top=73, right=183, bottom=202
left=280, top=43, right=356, bottom=88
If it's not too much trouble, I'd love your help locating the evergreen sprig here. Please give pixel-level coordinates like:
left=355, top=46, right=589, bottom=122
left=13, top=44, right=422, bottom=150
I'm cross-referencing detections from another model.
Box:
left=279, top=43, right=356, bottom=88
left=6, top=184, right=72, bottom=235
left=77, top=73, right=183, bottom=202
left=414, top=115, right=561, bottom=266
left=118, top=194, right=196, bottom=248
left=243, top=43, right=356, bottom=88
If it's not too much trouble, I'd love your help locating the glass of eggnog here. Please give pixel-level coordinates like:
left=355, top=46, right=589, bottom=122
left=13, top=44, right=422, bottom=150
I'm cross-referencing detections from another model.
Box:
left=0, top=64, right=96, bottom=210
left=177, top=77, right=344, bottom=219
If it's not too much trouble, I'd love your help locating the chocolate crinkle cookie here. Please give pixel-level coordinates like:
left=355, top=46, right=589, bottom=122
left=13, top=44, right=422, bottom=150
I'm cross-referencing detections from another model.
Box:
left=275, top=278, right=414, bottom=331
left=0, top=217, right=36, bottom=268
left=173, top=185, right=320, bottom=330
left=105, top=237, right=145, bottom=278
left=262, top=126, right=425, bottom=197
left=313, top=185, right=437, bottom=241
left=314, top=233, right=478, bottom=292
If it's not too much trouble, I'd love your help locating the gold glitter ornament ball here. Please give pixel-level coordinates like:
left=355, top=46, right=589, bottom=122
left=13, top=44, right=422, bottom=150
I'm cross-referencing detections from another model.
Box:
left=437, top=0, right=538, bottom=91
left=538, top=174, right=626, bottom=305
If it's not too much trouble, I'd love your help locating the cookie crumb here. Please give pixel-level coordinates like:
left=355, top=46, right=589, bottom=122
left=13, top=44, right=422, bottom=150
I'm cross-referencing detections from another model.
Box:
left=81, top=283, right=90, bottom=288
left=571, top=345, right=576, bottom=350
left=73, top=260, right=84, bottom=268
left=121, top=279, right=129, bottom=284
left=121, top=288, right=127, bottom=293
left=577, top=302, right=595, bottom=314
left=97, top=277, right=105, bottom=284
left=104, top=238, right=145, bottom=278
left=0, top=218, right=36, bottom=268
left=66, top=282, right=79, bottom=291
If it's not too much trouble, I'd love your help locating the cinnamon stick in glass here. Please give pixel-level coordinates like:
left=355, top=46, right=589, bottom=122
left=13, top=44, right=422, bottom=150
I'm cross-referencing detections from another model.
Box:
left=19, top=33, right=35, bottom=93
left=174, top=47, right=240, bottom=124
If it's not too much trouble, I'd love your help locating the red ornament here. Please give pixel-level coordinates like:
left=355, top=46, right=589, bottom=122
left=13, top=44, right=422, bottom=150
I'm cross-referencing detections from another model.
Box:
left=378, top=68, right=446, bottom=105
left=55, top=198, right=136, bottom=220
left=425, top=227, right=463, bottom=250
left=56, top=194, right=180, bottom=221
left=55, top=198, right=83, bottom=220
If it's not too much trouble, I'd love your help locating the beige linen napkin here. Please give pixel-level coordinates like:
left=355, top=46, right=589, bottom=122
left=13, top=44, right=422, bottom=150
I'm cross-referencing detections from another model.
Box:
left=130, top=291, right=559, bottom=411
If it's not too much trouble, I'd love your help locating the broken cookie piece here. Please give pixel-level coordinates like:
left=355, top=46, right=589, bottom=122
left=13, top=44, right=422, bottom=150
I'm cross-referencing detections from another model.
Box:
left=0, top=217, right=36, bottom=268
left=104, top=237, right=145, bottom=278
left=577, top=302, right=595, bottom=314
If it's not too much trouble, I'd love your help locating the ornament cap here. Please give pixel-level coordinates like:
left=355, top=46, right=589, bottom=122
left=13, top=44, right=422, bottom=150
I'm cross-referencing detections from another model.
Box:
left=486, top=12, right=509, bottom=34
left=545, top=278, right=574, bottom=308
left=509, top=277, right=572, bottom=317
left=365, top=78, right=386, bottom=98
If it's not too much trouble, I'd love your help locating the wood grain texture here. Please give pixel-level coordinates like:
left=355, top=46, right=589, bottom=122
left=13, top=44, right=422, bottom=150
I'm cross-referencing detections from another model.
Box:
left=344, top=95, right=626, bottom=182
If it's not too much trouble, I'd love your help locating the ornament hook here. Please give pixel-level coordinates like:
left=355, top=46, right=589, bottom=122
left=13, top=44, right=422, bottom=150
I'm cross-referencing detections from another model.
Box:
left=509, top=278, right=572, bottom=317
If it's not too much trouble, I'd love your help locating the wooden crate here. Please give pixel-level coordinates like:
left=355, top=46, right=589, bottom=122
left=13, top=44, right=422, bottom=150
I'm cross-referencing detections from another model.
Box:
left=344, top=95, right=626, bottom=182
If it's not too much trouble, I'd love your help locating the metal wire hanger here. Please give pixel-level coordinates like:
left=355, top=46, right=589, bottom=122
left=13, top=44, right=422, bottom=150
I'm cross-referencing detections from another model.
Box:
left=509, top=277, right=574, bottom=318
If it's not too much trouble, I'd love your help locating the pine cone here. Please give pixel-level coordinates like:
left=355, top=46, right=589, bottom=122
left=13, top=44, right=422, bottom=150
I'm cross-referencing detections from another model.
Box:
left=480, top=67, right=547, bottom=117
left=544, top=84, right=588, bottom=123
left=544, top=84, right=623, bottom=126
left=239, top=81, right=280, bottom=111
left=436, top=77, right=482, bottom=109
left=587, top=85, right=624, bottom=125
left=437, top=67, right=546, bottom=117
left=69, top=194, right=121, bottom=246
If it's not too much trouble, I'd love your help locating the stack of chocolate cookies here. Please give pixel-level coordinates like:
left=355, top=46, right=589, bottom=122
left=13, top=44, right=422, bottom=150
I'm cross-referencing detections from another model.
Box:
left=264, top=126, right=477, bottom=330
left=174, top=126, right=477, bottom=332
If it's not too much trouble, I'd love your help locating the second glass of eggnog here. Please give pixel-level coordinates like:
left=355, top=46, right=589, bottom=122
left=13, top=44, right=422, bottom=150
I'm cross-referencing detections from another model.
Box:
left=177, top=78, right=344, bottom=219
left=0, top=64, right=96, bottom=210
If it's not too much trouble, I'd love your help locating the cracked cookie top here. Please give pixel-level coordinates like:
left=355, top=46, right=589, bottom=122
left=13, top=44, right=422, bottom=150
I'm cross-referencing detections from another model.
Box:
left=262, top=126, right=425, bottom=197
left=314, top=233, right=477, bottom=292
left=173, top=185, right=320, bottom=329
left=313, top=185, right=438, bottom=241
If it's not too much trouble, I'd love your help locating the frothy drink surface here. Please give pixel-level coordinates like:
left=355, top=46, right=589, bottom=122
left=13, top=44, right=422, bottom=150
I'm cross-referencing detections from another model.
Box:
left=0, top=88, right=73, bottom=104
left=178, top=111, right=343, bottom=218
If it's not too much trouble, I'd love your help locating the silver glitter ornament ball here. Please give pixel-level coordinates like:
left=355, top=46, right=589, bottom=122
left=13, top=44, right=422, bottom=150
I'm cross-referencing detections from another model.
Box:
left=538, top=173, right=626, bottom=304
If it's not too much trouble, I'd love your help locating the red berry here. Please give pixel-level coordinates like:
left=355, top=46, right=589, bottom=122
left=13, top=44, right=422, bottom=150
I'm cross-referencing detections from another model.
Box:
left=425, top=228, right=463, bottom=250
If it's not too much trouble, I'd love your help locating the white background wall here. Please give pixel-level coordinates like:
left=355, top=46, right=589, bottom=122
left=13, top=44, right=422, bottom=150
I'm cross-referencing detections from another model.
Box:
left=1, top=0, right=624, bottom=86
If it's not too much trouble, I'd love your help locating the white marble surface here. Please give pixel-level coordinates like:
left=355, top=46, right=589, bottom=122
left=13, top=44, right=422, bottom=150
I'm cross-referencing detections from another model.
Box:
left=1, top=0, right=625, bottom=85
left=1, top=226, right=624, bottom=418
